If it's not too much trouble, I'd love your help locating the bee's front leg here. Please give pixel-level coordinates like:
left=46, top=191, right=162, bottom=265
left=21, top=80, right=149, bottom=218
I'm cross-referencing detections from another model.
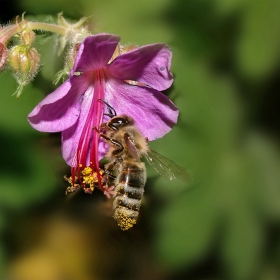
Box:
left=93, top=127, right=124, bottom=156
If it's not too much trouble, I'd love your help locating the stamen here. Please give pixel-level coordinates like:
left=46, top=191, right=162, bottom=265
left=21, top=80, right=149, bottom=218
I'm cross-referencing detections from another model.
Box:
left=69, top=69, right=106, bottom=193
left=65, top=168, right=104, bottom=195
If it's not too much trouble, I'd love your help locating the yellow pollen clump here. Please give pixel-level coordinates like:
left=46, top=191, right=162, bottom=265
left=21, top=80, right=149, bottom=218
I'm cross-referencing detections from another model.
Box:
left=81, top=166, right=93, bottom=176
left=114, top=208, right=137, bottom=231
left=81, top=167, right=104, bottom=190
left=64, top=175, right=78, bottom=186
left=64, top=175, right=80, bottom=194
left=64, top=167, right=104, bottom=194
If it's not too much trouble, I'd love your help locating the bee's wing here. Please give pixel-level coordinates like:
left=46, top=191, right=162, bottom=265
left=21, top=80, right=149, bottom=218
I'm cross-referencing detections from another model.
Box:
left=144, top=149, right=192, bottom=182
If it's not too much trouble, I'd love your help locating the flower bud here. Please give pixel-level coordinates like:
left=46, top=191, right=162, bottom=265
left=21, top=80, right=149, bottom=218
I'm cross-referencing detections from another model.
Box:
left=120, top=44, right=138, bottom=54
left=109, top=44, right=137, bottom=64
left=53, top=43, right=80, bottom=84
left=66, top=43, right=81, bottom=71
left=0, top=42, right=8, bottom=72
left=9, top=45, right=40, bottom=83
left=20, top=30, right=35, bottom=46
left=8, top=45, right=40, bottom=97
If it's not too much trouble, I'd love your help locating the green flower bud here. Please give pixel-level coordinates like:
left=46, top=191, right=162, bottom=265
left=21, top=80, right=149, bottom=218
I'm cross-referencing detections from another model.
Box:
left=53, top=43, right=81, bottom=85
left=66, top=43, right=80, bottom=72
left=20, top=30, right=35, bottom=46
left=0, top=42, right=8, bottom=72
left=8, top=45, right=40, bottom=97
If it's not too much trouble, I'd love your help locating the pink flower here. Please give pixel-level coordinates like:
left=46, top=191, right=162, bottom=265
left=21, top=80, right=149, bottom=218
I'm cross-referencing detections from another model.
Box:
left=28, top=33, right=178, bottom=191
left=103, top=185, right=116, bottom=199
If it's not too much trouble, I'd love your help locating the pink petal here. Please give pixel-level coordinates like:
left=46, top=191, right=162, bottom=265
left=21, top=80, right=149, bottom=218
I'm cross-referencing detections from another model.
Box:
left=104, top=78, right=178, bottom=140
left=63, top=123, right=107, bottom=165
left=61, top=123, right=78, bottom=166
left=107, top=44, right=173, bottom=91
left=61, top=86, right=108, bottom=166
left=28, top=75, right=89, bottom=132
left=72, top=34, right=120, bottom=74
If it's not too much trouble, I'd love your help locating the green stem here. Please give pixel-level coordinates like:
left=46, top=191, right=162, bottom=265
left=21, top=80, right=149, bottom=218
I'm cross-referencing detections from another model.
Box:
left=0, top=20, right=69, bottom=43
left=26, top=21, right=67, bottom=35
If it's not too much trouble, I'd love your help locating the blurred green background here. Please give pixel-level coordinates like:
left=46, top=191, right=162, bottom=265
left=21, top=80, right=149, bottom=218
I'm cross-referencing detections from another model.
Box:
left=1, top=0, right=280, bottom=279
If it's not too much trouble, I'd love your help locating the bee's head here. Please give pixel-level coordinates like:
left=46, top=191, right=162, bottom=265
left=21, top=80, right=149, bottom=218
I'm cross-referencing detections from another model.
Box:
left=107, top=115, right=134, bottom=130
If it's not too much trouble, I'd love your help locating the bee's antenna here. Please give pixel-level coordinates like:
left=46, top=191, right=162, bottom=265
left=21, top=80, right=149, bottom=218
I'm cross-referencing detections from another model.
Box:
left=98, top=99, right=117, bottom=118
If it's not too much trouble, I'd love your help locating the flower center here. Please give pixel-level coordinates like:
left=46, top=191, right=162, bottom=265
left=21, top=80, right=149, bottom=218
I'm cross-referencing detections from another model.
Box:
left=70, top=69, right=106, bottom=192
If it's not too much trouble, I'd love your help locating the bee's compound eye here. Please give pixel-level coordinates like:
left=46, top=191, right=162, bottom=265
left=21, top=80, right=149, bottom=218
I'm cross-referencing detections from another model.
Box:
left=112, top=118, right=128, bottom=127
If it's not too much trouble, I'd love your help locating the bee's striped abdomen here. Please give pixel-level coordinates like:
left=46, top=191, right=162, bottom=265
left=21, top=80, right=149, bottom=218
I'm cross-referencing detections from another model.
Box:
left=113, top=162, right=146, bottom=230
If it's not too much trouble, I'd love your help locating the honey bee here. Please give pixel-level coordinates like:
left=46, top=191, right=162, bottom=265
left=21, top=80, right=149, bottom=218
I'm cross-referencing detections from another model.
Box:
left=95, top=101, right=191, bottom=230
